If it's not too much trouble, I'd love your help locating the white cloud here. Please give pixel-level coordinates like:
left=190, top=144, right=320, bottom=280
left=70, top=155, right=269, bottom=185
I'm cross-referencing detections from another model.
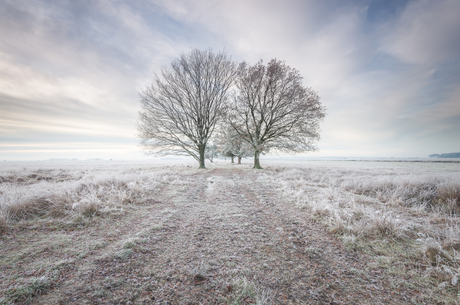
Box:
left=0, top=1, right=189, bottom=143
left=1, top=0, right=459, bottom=159
left=382, top=0, right=460, bottom=65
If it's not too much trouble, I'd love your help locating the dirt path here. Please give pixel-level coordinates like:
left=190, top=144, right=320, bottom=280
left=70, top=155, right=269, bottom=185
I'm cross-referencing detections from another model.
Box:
left=31, top=167, right=417, bottom=304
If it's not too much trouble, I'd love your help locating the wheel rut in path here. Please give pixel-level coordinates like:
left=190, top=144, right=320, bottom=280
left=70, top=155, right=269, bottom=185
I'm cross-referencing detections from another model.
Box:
left=141, top=168, right=414, bottom=304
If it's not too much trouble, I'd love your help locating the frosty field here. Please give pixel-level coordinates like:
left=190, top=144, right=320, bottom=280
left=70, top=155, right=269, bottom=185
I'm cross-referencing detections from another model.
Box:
left=0, top=159, right=459, bottom=304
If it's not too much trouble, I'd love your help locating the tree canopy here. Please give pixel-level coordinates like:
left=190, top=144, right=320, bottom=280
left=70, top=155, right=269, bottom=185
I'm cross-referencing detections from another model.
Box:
left=137, top=49, right=237, bottom=168
left=227, top=59, right=326, bottom=169
left=138, top=51, right=325, bottom=169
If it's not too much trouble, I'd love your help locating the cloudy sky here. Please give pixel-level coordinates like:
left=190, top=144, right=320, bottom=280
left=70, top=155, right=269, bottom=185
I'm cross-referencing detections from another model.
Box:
left=1, top=0, right=459, bottom=160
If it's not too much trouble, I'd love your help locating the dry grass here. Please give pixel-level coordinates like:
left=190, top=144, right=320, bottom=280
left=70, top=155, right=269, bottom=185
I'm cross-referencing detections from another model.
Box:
left=228, top=278, right=274, bottom=305
left=0, top=168, right=176, bottom=225
left=0, top=211, right=7, bottom=234
left=1, top=160, right=460, bottom=303
left=337, top=173, right=460, bottom=214
left=2, top=275, right=55, bottom=303
left=261, top=164, right=460, bottom=303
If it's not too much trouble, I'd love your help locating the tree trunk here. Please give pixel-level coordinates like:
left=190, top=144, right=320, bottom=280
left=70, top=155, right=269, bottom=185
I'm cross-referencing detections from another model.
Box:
left=253, top=151, right=263, bottom=169
left=198, top=145, right=206, bottom=169
left=231, top=156, right=234, bottom=163
left=237, top=156, right=242, bottom=164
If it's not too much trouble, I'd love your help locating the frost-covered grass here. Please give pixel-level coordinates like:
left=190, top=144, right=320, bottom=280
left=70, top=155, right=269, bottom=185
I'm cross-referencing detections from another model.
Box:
left=0, top=160, right=197, bottom=304
left=0, top=160, right=194, bottom=227
left=261, top=163, right=460, bottom=299
left=228, top=277, right=274, bottom=305
left=1, top=159, right=460, bottom=303
left=2, top=159, right=459, bottom=243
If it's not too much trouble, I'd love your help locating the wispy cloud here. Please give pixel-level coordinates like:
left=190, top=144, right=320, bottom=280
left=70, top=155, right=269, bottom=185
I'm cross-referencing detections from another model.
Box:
left=0, top=0, right=459, bottom=159
left=382, top=0, right=460, bottom=65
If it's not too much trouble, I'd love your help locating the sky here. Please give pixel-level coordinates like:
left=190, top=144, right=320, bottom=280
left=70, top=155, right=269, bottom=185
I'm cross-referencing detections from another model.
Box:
left=0, top=0, right=459, bottom=160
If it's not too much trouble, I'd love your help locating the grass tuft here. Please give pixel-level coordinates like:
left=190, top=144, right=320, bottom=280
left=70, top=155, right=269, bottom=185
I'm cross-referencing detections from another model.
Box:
left=115, top=249, right=133, bottom=260
left=73, top=197, right=100, bottom=216
left=0, top=211, right=7, bottom=234
left=227, top=278, right=273, bottom=305
left=2, top=276, right=54, bottom=304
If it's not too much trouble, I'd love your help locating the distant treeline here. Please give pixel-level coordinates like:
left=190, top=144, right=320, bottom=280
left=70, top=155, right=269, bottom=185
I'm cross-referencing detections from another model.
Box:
left=429, top=152, right=460, bottom=158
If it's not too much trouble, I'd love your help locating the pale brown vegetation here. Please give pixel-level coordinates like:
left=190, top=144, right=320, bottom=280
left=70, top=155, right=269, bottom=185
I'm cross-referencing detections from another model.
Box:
left=1, top=160, right=459, bottom=304
left=262, top=163, right=460, bottom=303
left=0, top=211, right=7, bottom=234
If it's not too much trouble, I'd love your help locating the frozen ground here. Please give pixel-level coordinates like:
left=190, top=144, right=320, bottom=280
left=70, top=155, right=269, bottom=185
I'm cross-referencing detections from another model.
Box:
left=0, top=159, right=459, bottom=304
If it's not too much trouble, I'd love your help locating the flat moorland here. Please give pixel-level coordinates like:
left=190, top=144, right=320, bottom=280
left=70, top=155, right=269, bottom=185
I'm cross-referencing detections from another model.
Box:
left=0, top=160, right=459, bottom=304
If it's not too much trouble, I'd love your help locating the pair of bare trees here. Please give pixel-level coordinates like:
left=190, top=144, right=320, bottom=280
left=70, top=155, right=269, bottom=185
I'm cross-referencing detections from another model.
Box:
left=138, top=49, right=326, bottom=169
left=217, top=126, right=254, bottom=164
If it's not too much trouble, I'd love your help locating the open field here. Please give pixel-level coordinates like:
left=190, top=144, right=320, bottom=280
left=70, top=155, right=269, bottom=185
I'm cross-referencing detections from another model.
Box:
left=1, top=159, right=460, bottom=304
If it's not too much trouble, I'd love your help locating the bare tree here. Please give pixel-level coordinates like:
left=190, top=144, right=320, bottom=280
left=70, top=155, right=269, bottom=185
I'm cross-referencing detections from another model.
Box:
left=228, top=59, right=326, bottom=169
left=205, top=143, right=218, bottom=163
left=138, top=49, right=237, bottom=168
left=217, top=125, right=253, bottom=164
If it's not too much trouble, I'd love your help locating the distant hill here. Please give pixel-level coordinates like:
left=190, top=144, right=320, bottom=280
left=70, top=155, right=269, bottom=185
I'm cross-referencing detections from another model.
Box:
left=429, top=152, right=460, bottom=158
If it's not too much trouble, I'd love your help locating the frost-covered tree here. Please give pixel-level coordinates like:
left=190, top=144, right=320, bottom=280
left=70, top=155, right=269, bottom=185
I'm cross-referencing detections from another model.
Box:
left=205, top=143, right=218, bottom=163
left=228, top=59, right=326, bottom=169
left=235, top=141, right=254, bottom=164
left=216, top=126, right=235, bottom=163
left=222, top=149, right=236, bottom=163
left=138, top=49, right=237, bottom=168
left=225, top=135, right=253, bottom=164
left=217, top=126, right=253, bottom=164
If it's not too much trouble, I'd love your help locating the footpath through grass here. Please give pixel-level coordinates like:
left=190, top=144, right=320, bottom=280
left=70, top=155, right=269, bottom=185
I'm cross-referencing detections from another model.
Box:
left=0, top=163, right=459, bottom=304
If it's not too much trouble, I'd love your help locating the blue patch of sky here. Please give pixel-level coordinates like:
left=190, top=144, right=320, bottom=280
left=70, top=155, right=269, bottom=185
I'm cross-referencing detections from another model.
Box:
left=51, top=2, right=146, bottom=71
left=140, top=2, right=199, bottom=42
left=364, top=51, right=411, bottom=72
left=431, top=54, right=460, bottom=90
left=364, top=0, right=410, bottom=24
left=407, top=55, right=460, bottom=113
left=427, top=71, right=460, bottom=106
